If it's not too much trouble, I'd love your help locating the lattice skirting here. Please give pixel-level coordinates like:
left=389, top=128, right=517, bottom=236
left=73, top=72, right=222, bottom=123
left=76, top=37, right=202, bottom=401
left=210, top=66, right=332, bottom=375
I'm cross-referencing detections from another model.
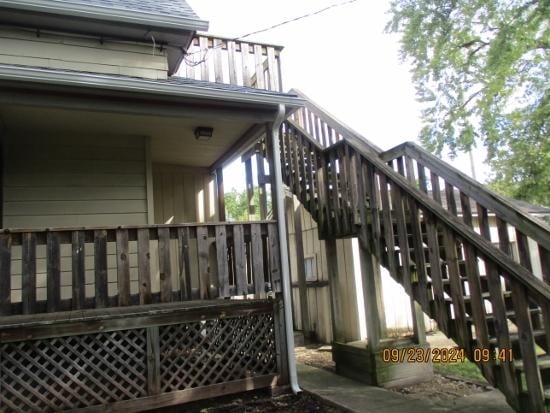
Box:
left=0, top=312, right=278, bottom=412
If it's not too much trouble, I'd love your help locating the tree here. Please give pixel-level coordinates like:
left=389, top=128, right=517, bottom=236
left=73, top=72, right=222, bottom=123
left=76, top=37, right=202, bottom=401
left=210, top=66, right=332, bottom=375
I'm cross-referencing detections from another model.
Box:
left=224, top=187, right=270, bottom=221
left=387, top=0, right=550, bottom=205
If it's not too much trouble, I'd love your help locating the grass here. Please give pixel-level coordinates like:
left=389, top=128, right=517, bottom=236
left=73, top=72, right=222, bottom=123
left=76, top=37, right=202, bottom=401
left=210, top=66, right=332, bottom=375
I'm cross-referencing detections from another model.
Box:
left=433, top=359, right=486, bottom=382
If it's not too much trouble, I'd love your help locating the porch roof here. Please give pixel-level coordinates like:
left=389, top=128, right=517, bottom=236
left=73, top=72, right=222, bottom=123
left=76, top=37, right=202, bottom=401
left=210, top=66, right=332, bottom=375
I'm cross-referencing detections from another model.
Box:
left=0, top=0, right=209, bottom=31
left=0, top=63, right=304, bottom=108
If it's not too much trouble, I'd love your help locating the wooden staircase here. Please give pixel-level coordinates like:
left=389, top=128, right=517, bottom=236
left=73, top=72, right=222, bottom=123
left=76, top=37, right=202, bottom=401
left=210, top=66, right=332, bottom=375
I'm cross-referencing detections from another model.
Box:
left=276, top=90, right=550, bottom=412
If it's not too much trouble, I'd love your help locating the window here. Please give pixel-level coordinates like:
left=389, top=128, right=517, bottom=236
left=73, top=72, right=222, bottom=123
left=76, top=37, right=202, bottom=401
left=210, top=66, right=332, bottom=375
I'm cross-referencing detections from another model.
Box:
left=304, top=256, right=317, bottom=282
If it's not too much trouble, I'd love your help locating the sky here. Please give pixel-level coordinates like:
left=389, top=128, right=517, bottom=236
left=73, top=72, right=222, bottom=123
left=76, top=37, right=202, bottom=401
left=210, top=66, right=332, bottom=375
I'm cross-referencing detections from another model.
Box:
left=186, top=0, right=490, bottom=190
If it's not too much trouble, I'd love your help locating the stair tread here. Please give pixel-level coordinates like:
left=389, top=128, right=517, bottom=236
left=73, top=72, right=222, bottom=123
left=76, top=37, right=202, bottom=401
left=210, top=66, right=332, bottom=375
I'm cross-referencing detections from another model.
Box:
left=514, top=355, right=550, bottom=370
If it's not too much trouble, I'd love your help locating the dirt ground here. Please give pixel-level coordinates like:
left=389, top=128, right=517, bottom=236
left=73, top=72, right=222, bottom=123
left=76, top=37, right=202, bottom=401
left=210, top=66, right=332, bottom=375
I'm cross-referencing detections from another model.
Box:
left=164, top=389, right=346, bottom=413
left=294, top=344, right=492, bottom=402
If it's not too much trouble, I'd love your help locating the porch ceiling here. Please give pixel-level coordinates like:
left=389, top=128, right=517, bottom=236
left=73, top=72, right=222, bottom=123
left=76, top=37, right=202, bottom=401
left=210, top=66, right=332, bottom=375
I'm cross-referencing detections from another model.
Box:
left=0, top=103, right=251, bottom=167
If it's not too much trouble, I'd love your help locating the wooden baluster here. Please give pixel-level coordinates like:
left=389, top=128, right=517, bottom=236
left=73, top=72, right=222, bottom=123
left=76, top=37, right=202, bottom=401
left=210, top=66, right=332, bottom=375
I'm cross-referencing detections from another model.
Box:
left=516, top=230, right=533, bottom=272
left=233, top=225, right=248, bottom=296
left=445, top=182, right=458, bottom=216
left=94, top=230, right=108, bottom=308
left=216, top=225, right=230, bottom=298
left=213, top=38, right=224, bottom=83
left=339, top=145, right=351, bottom=234
left=477, top=203, right=518, bottom=401
left=116, top=228, right=131, bottom=307
left=404, top=157, right=429, bottom=311
left=22, top=232, right=37, bottom=315
left=241, top=42, right=251, bottom=87
left=267, top=223, right=281, bottom=292
left=137, top=228, right=152, bottom=305
left=256, top=154, right=267, bottom=220
left=177, top=227, right=192, bottom=300
left=313, top=115, right=322, bottom=147
left=199, top=36, right=209, bottom=81
left=317, top=150, right=330, bottom=237
left=227, top=40, right=238, bottom=85
left=297, top=135, right=307, bottom=204
left=196, top=226, right=210, bottom=299
left=510, top=279, right=545, bottom=413
left=378, top=174, right=398, bottom=278
left=349, top=150, right=362, bottom=226
left=158, top=228, right=172, bottom=303
left=328, top=149, right=342, bottom=235
left=540, top=245, right=550, bottom=284
left=431, top=172, right=442, bottom=205
left=251, top=223, right=265, bottom=298
left=365, top=164, right=382, bottom=259
left=0, top=233, right=11, bottom=315
left=46, top=232, right=60, bottom=313
left=459, top=192, right=493, bottom=383
left=71, top=231, right=86, bottom=310
left=253, top=44, right=265, bottom=89
left=245, top=157, right=255, bottom=218
left=306, top=142, right=317, bottom=218
left=266, top=46, right=278, bottom=91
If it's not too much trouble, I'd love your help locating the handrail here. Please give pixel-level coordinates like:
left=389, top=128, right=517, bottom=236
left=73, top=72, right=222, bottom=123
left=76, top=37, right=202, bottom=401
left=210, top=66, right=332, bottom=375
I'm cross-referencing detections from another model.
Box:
left=380, top=141, right=550, bottom=250
left=287, top=122, right=550, bottom=302
left=380, top=141, right=550, bottom=283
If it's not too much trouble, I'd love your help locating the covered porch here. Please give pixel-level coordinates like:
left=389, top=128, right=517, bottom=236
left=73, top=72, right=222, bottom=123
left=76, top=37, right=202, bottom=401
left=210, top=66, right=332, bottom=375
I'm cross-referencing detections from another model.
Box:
left=0, top=58, right=301, bottom=412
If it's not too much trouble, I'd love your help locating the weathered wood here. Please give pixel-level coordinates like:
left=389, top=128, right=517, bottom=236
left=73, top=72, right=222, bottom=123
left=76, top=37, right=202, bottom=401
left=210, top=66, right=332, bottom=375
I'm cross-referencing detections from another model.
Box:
left=251, top=223, right=265, bottom=298
left=233, top=225, right=248, bottom=296
left=94, top=230, right=108, bottom=308
left=378, top=174, right=398, bottom=277
left=177, top=227, right=192, bottom=301
left=267, top=223, right=281, bottom=292
left=241, top=42, right=251, bottom=87
left=199, top=36, right=209, bottom=81
left=215, top=225, right=230, bottom=298
left=147, top=326, right=161, bottom=395
left=213, top=38, right=224, bottom=83
left=245, top=157, right=255, bottom=217
left=21, top=232, right=37, bottom=315
left=0, top=233, right=12, bottom=315
left=116, top=229, right=131, bottom=307
left=46, top=232, right=60, bottom=313
left=477, top=203, right=518, bottom=402
left=459, top=192, right=493, bottom=383
left=293, top=203, right=311, bottom=339
left=71, top=231, right=85, bottom=310
left=216, top=167, right=226, bottom=222
left=359, top=243, right=387, bottom=352
left=158, top=227, right=172, bottom=303
left=510, top=279, right=545, bottom=413
left=256, top=154, right=268, bottom=220
left=137, top=228, right=152, bottom=305
left=196, top=226, right=210, bottom=300
left=253, top=44, right=265, bottom=89
left=325, top=239, right=345, bottom=342
left=227, top=40, right=238, bottom=85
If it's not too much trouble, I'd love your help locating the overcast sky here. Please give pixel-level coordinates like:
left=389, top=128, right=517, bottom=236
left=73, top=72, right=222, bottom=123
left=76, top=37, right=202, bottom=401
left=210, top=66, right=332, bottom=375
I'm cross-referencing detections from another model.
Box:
left=186, top=0, right=489, bottom=189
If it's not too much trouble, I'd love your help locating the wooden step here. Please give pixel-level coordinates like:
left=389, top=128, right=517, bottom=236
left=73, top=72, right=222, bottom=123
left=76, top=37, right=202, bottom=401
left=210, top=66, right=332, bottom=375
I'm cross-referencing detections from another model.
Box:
left=514, top=355, right=550, bottom=371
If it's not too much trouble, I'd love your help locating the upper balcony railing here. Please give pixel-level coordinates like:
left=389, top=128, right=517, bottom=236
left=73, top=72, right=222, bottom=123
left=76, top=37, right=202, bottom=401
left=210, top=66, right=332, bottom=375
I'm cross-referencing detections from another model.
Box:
left=179, top=34, right=284, bottom=92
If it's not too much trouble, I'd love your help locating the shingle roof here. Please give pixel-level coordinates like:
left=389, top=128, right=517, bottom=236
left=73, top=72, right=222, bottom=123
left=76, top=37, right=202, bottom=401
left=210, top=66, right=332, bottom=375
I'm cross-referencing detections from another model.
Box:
left=56, top=0, right=202, bottom=20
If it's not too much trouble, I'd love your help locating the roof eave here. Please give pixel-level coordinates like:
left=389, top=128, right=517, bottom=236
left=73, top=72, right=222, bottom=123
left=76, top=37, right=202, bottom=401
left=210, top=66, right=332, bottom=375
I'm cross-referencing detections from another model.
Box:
left=0, top=0, right=210, bottom=32
left=0, top=64, right=304, bottom=108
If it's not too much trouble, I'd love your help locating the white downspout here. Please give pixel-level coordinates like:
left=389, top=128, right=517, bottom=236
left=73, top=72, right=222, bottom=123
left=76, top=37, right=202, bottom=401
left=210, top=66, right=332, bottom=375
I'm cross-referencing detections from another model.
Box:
left=270, top=104, right=301, bottom=394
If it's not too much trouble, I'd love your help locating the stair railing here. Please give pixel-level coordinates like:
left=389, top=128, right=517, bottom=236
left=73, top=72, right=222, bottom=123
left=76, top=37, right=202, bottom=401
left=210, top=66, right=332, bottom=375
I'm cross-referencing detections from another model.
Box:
left=381, top=142, right=550, bottom=284
left=280, top=117, right=550, bottom=413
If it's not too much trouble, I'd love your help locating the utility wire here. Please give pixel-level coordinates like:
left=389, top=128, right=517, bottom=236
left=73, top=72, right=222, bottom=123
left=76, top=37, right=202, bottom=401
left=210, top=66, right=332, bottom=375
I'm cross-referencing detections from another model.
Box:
left=184, top=0, right=359, bottom=66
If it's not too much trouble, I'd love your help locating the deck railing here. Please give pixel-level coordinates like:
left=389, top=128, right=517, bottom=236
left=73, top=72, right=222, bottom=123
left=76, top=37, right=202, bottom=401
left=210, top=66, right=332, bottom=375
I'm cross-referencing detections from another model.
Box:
left=179, top=34, right=283, bottom=92
left=0, top=221, right=281, bottom=316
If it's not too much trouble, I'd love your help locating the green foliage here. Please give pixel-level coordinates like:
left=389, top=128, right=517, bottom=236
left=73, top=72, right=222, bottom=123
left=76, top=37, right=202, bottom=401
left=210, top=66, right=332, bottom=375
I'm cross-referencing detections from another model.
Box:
left=224, top=187, right=270, bottom=221
left=387, top=0, right=550, bottom=205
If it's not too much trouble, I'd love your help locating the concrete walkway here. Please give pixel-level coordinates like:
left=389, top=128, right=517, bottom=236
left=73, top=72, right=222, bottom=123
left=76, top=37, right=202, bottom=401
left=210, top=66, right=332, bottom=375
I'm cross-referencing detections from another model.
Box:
left=297, top=363, right=514, bottom=413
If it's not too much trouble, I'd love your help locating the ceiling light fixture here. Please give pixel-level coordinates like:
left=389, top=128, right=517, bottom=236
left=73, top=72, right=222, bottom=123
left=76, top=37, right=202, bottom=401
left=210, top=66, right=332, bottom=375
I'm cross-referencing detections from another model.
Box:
left=194, top=126, right=214, bottom=141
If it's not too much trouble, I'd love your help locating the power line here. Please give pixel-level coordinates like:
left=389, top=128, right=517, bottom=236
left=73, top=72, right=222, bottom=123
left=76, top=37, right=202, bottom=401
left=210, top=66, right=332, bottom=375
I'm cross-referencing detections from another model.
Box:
left=183, top=0, right=359, bottom=66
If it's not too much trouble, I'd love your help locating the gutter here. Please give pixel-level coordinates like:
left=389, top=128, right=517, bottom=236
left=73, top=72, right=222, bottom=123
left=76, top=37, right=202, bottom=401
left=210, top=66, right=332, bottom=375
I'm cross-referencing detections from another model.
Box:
left=270, top=104, right=301, bottom=394
left=0, top=64, right=304, bottom=108
left=0, top=0, right=209, bottom=32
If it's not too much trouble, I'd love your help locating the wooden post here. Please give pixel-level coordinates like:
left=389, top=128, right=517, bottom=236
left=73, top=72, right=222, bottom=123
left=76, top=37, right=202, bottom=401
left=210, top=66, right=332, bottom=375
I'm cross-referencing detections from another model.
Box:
left=293, top=201, right=312, bottom=341
left=245, top=157, right=255, bottom=218
left=326, top=238, right=346, bottom=343
left=216, top=168, right=226, bottom=222
left=358, top=243, right=386, bottom=352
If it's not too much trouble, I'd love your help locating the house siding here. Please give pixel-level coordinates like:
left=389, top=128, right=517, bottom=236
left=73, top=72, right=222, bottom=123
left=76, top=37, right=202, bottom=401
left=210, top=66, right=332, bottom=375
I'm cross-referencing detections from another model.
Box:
left=0, top=27, right=168, bottom=79
left=3, top=132, right=149, bottom=304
